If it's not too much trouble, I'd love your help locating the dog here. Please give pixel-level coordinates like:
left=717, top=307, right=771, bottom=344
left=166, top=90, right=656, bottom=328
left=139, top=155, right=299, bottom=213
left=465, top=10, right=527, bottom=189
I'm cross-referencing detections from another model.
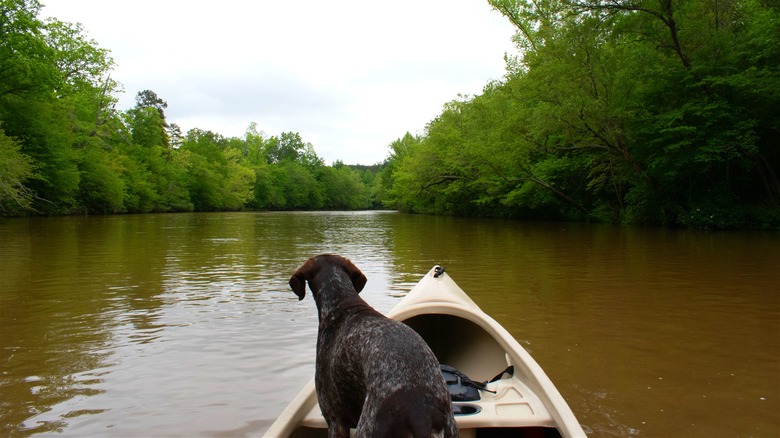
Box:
left=289, top=254, right=458, bottom=438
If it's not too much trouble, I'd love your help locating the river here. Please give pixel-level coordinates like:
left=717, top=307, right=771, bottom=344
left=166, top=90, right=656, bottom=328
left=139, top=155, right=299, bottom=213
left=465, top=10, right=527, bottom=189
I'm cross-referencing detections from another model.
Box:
left=1, top=212, right=778, bottom=437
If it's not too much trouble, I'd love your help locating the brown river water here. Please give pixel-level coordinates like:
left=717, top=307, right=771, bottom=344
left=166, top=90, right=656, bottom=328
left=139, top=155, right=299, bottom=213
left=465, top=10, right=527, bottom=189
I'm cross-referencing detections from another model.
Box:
left=1, top=212, right=778, bottom=437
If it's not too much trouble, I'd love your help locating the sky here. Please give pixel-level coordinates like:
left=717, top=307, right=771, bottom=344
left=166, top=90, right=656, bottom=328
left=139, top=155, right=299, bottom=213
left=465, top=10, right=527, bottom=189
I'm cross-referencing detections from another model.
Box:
left=41, top=0, right=518, bottom=165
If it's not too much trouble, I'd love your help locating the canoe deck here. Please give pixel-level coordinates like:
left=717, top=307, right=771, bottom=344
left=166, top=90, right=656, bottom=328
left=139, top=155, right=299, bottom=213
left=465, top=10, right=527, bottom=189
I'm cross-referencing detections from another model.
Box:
left=291, top=374, right=559, bottom=433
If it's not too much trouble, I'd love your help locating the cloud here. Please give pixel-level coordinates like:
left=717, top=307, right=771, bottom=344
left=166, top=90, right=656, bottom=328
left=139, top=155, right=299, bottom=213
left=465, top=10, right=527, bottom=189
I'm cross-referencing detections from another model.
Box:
left=167, top=70, right=347, bottom=119
left=41, top=0, right=518, bottom=164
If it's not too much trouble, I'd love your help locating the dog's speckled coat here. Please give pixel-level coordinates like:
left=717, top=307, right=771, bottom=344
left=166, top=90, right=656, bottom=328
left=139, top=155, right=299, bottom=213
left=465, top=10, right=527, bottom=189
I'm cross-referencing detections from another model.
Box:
left=290, top=254, right=458, bottom=438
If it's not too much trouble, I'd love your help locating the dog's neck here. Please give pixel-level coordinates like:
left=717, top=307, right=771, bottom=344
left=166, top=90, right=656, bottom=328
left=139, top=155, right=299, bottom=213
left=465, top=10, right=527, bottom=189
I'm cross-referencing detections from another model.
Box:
left=311, top=267, right=368, bottom=322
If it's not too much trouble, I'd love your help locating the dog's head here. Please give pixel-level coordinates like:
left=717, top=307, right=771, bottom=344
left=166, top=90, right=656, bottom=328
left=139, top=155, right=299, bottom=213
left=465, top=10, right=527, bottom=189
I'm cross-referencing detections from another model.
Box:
left=289, top=254, right=367, bottom=300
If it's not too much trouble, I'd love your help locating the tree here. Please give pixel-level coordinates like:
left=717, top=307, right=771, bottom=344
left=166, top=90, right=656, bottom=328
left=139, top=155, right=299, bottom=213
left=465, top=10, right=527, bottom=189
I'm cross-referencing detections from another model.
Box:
left=135, top=89, right=168, bottom=119
left=0, top=0, right=120, bottom=213
left=131, top=89, right=170, bottom=148
left=266, top=131, right=306, bottom=163
left=383, top=0, right=779, bottom=227
left=77, top=141, right=125, bottom=213
left=0, top=0, right=55, bottom=99
left=43, top=19, right=115, bottom=95
left=321, top=162, right=370, bottom=209
left=0, top=126, right=36, bottom=213
left=0, top=2, right=384, bottom=216
left=483, top=0, right=780, bottom=227
left=221, top=146, right=255, bottom=210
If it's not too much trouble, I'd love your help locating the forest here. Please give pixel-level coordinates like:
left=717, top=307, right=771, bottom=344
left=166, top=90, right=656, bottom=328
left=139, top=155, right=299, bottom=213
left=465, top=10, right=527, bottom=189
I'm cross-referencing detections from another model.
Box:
left=0, top=0, right=386, bottom=216
left=388, top=0, right=780, bottom=229
left=2, top=0, right=779, bottom=229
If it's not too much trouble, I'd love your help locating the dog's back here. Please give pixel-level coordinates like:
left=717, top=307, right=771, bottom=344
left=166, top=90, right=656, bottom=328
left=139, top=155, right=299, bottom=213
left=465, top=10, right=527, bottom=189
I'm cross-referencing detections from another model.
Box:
left=355, top=316, right=458, bottom=437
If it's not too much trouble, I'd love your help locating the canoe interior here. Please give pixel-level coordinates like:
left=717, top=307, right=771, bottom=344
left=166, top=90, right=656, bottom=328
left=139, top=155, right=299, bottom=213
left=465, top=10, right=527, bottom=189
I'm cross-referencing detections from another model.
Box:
left=286, top=312, right=563, bottom=438
left=404, top=313, right=507, bottom=383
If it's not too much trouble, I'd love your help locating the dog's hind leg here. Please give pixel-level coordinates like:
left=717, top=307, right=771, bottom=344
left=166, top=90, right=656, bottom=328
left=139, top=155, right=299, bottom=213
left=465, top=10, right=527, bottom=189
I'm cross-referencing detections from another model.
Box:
left=326, top=421, right=350, bottom=438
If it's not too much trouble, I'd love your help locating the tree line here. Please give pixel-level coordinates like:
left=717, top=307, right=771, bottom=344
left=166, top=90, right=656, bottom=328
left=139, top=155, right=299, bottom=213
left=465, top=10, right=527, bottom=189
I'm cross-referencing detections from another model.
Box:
left=0, top=0, right=386, bottom=215
left=2, top=0, right=779, bottom=229
left=385, top=0, right=780, bottom=229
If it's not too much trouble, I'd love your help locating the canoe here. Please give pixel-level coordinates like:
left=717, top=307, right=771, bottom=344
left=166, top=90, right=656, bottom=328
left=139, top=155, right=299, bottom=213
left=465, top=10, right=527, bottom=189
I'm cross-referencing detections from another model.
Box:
left=264, top=266, right=587, bottom=438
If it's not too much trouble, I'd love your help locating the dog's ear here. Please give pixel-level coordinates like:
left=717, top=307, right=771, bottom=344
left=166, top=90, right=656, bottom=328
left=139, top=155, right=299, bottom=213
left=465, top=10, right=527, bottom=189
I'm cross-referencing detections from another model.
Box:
left=290, top=257, right=318, bottom=301
left=342, top=258, right=367, bottom=293
left=352, top=271, right=367, bottom=293
left=289, top=273, right=307, bottom=300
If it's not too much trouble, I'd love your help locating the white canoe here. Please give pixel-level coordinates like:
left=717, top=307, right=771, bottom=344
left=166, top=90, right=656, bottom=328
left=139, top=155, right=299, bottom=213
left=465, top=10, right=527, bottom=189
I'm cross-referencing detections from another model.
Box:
left=264, top=266, right=587, bottom=437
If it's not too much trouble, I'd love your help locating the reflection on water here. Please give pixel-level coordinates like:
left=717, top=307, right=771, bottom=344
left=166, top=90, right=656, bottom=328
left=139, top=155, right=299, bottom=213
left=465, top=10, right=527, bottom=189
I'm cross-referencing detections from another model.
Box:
left=1, top=212, right=778, bottom=437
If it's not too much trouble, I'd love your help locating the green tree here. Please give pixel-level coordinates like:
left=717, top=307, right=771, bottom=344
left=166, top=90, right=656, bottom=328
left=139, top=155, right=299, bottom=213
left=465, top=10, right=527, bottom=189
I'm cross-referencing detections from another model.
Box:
left=266, top=161, right=323, bottom=209
left=0, top=1, right=385, bottom=216
left=135, top=89, right=167, bottom=117
left=0, top=0, right=55, bottom=99
left=77, top=141, right=125, bottom=213
left=266, top=131, right=305, bottom=163
left=43, top=19, right=115, bottom=96
left=482, top=0, right=780, bottom=227
left=130, top=90, right=170, bottom=148
left=0, top=126, right=36, bottom=213
left=221, top=146, right=255, bottom=210
left=160, top=148, right=194, bottom=211
left=321, top=162, right=370, bottom=209
left=1, top=0, right=118, bottom=214
left=180, top=129, right=226, bottom=210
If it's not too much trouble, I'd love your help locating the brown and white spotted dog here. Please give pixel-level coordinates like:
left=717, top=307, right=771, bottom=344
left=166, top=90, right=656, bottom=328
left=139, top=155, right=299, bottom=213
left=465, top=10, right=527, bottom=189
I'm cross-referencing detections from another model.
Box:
left=289, top=254, right=458, bottom=438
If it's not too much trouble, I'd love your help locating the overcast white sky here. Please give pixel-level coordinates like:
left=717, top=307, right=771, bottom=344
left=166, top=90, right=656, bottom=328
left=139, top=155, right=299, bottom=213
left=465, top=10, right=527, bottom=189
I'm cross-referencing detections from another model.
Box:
left=41, top=0, right=517, bottom=164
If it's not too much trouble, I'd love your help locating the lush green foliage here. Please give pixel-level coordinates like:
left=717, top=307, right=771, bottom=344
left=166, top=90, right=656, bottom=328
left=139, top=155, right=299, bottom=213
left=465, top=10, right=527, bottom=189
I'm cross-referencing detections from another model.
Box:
left=0, top=0, right=381, bottom=215
left=3, top=0, right=779, bottom=229
left=383, top=0, right=780, bottom=229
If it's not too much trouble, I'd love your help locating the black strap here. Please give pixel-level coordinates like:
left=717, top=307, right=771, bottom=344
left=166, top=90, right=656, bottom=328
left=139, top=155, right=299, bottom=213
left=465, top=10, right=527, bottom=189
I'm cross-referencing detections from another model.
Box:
left=441, top=364, right=513, bottom=400
left=489, top=365, right=514, bottom=383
